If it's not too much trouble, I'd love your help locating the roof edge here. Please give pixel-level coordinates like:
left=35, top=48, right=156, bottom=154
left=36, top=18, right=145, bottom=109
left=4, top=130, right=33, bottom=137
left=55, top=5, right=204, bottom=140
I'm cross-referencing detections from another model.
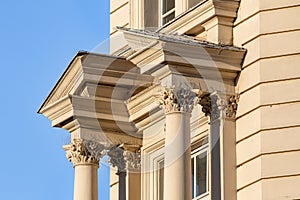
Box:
left=117, top=27, right=246, bottom=52
left=37, top=51, right=125, bottom=114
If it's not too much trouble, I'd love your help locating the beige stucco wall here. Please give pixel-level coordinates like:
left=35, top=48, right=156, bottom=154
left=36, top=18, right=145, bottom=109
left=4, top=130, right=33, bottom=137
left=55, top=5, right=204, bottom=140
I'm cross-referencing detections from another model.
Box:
left=108, top=0, right=300, bottom=199
left=110, top=0, right=129, bottom=36
left=110, top=167, right=119, bottom=200
left=234, top=1, right=300, bottom=199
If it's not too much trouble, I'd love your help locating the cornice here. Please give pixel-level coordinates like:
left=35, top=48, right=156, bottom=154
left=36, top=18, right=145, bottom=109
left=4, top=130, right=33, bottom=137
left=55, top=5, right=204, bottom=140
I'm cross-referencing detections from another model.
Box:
left=122, top=31, right=245, bottom=78
left=39, top=52, right=157, bottom=145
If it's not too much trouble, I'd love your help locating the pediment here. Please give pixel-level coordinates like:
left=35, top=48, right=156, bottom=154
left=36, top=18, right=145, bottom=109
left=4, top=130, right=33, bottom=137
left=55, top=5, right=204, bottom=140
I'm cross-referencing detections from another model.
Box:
left=39, top=51, right=157, bottom=112
left=38, top=51, right=157, bottom=143
left=38, top=51, right=87, bottom=114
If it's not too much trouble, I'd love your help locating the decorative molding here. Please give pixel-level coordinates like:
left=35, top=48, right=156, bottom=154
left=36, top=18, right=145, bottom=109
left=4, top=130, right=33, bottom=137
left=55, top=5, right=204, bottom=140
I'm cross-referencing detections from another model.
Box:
left=63, top=139, right=106, bottom=167
left=159, top=87, right=196, bottom=113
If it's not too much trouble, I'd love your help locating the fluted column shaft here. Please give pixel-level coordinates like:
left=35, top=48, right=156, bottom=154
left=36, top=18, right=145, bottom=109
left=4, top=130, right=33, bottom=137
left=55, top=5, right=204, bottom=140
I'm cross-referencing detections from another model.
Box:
left=160, top=88, right=196, bottom=200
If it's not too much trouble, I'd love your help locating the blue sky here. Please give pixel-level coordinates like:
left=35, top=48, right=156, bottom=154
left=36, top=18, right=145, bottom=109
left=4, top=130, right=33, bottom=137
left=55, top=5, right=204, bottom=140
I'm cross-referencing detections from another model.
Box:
left=0, top=0, right=110, bottom=199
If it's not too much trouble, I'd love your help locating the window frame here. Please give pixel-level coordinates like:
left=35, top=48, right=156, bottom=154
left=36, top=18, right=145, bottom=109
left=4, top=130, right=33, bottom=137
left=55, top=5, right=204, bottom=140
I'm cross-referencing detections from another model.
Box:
left=156, top=159, right=164, bottom=200
left=150, top=146, right=165, bottom=200
left=153, top=144, right=209, bottom=200
left=191, top=144, right=209, bottom=200
left=160, top=0, right=175, bottom=26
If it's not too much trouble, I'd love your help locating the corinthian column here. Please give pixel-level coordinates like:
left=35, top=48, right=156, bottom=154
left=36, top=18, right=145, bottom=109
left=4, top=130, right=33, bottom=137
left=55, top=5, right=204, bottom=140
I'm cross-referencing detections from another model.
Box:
left=107, top=146, right=142, bottom=200
left=160, top=87, right=196, bottom=200
left=63, top=139, right=106, bottom=200
left=108, top=147, right=127, bottom=200
left=198, top=93, right=238, bottom=200
left=124, top=147, right=141, bottom=200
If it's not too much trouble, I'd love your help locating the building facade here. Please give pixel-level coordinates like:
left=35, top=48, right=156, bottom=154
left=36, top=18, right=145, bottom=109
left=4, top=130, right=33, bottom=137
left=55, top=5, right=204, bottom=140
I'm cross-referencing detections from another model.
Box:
left=39, top=0, right=300, bottom=200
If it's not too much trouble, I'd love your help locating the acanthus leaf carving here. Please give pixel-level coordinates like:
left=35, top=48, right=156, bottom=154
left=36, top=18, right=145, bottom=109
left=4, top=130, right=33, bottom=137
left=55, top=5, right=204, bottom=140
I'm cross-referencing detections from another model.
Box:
left=107, top=147, right=126, bottom=172
left=85, top=140, right=107, bottom=161
left=226, top=95, right=239, bottom=118
left=198, top=93, right=238, bottom=120
left=63, top=139, right=106, bottom=167
left=198, top=93, right=211, bottom=116
left=159, top=87, right=196, bottom=113
left=124, top=151, right=141, bottom=170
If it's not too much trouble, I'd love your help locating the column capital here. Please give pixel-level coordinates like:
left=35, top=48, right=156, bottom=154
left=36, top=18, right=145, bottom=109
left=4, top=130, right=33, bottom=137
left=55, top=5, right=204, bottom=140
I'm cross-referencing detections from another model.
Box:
left=107, top=145, right=142, bottom=172
left=226, top=95, right=239, bottom=118
left=63, top=139, right=106, bottom=167
left=108, top=147, right=126, bottom=172
left=159, top=87, right=197, bottom=114
left=198, top=92, right=239, bottom=120
left=124, top=151, right=141, bottom=171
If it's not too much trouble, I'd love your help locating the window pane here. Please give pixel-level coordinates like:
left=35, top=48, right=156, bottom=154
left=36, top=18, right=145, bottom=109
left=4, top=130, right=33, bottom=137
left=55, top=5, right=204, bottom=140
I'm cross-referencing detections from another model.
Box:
left=162, top=0, right=175, bottom=14
left=196, top=151, right=207, bottom=196
left=162, top=11, right=175, bottom=25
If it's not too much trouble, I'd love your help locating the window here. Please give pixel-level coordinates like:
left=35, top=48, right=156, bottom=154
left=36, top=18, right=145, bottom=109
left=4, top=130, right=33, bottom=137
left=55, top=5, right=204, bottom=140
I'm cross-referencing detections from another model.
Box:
left=192, top=145, right=209, bottom=199
left=156, top=144, right=209, bottom=200
left=161, top=0, right=175, bottom=25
